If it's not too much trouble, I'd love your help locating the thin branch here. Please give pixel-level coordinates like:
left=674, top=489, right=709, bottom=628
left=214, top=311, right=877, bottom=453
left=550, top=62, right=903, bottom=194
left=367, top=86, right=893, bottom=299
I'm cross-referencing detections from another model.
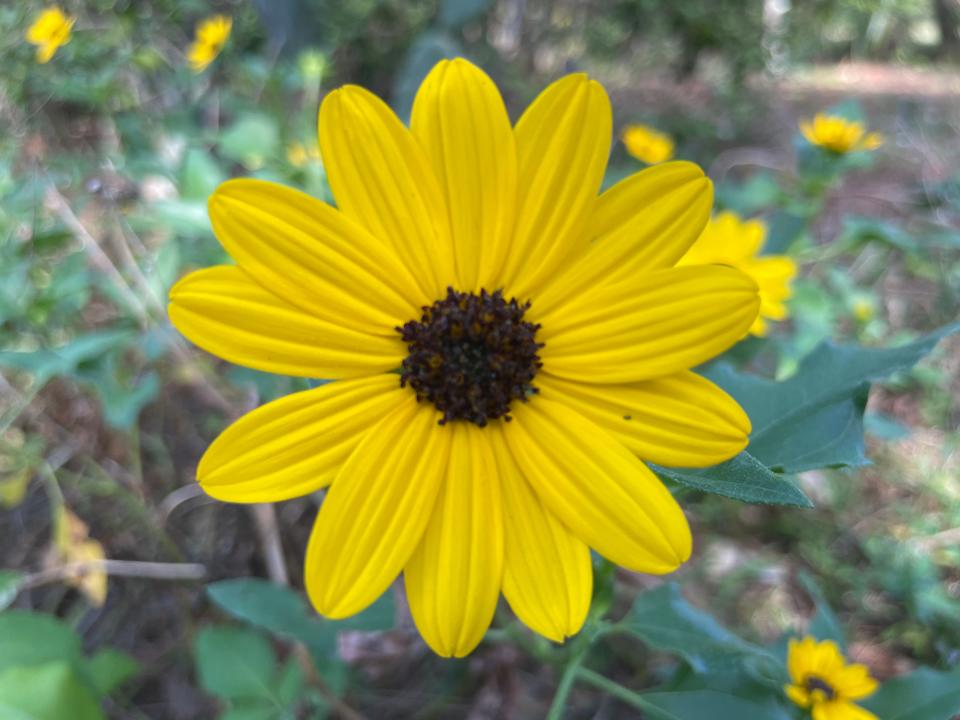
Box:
left=251, top=504, right=289, bottom=586
left=20, top=559, right=207, bottom=590
left=45, top=183, right=153, bottom=328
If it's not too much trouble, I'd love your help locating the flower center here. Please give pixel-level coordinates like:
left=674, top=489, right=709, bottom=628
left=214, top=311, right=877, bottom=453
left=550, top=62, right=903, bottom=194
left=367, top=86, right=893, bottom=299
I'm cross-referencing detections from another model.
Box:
left=397, top=287, right=543, bottom=426
left=805, top=676, right=836, bottom=701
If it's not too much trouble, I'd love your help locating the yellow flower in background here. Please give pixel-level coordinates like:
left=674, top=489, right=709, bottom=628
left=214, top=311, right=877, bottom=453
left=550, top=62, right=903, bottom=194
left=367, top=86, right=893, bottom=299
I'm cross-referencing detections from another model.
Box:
left=187, top=15, right=231, bottom=73
left=852, top=298, right=874, bottom=323
left=169, top=59, right=760, bottom=657
left=622, top=123, right=675, bottom=164
left=286, top=141, right=321, bottom=168
left=679, top=211, right=796, bottom=337
left=800, top=114, right=883, bottom=155
left=785, top=637, right=879, bottom=720
left=25, top=7, right=75, bottom=64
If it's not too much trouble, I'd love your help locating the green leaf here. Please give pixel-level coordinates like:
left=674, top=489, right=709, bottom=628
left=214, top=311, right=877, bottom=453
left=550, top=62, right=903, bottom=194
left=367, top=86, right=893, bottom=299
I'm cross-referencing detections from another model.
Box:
left=762, top=210, right=806, bottom=254
left=0, top=572, right=22, bottom=611
left=0, top=611, right=84, bottom=676
left=0, top=331, right=134, bottom=387
left=219, top=703, right=280, bottom=720
left=861, top=666, right=960, bottom=720
left=715, top=173, right=781, bottom=216
left=618, top=584, right=775, bottom=673
left=194, top=626, right=279, bottom=703
left=705, top=323, right=960, bottom=472
left=837, top=215, right=916, bottom=252
left=0, top=661, right=104, bottom=720
left=86, top=649, right=138, bottom=698
left=181, top=148, right=225, bottom=201
left=438, top=0, right=493, bottom=28
left=219, top=114, right=279, bottom=166
left=652, top=452, right=812, bottom=508
left=863, top=412, right=911, bottom=440
left=207, top=578, right=394, bottom=664
left=207, top=580, right=337, bottom=660
left=640, top=689, right=791, bottom=720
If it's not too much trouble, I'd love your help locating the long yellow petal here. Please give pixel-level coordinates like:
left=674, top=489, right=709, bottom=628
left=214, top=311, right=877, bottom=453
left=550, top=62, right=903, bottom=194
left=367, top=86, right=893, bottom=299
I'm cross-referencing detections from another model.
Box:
left=319, top=85, right=455, bottom=300
left=490, top=427, right=591, bottom=643
left=788, top=637, right=817, bottom=682
left=812, top=701, right=878, bottom=720
left=537, top=372, right=750, bottom=468
left=535, top=162, right=712, bottom=313
left=833, top=664, right=878, bottom=700
left=536, top=266, right=759, bottom=383
left=305, top=398, right=451, bottom=618
left=501, top=74, right=612, bottom=299
left=411, top=58, right=517, bottom=292
left=404, top=424, right=503, bottom=657
left=169, top=266, right=404, bottom=378
left=504, top=397, right=691, bottom=573
left=198, top=375, right=406, bottom=503
left=208, top=179, right=424, bottom=334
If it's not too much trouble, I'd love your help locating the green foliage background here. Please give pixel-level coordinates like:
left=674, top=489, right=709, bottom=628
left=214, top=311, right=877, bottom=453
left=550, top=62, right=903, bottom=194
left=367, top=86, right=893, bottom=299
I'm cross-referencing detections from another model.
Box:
left=1, top=0, right=959, bottom=718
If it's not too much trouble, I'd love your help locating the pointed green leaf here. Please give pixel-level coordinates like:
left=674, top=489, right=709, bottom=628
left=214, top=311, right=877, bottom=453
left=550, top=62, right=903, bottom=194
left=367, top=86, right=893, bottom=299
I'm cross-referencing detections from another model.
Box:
left=652, top=452, right=812, bottom=508
left=617, top=584, right=775, bottom=673
left=862, top=666, right=960, bottom=720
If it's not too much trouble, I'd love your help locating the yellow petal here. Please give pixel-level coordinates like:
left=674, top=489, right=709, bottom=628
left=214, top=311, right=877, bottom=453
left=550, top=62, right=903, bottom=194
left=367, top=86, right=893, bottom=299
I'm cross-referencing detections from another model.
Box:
left=788, top=636, right=817, bottom=682
left=305, top=398, right=451, bottom=618
left=169, top=266, right=404, bottom=378
left=813, top=701, right=878, bottom=720
left=536, top=266, right=760, bottom=383
left=785, top=684, right=812, bottom=708
left=404, top=424, right=503, bottom=657
left=36, top=43, right=58, bottom=63
left=501, top=74, right=612, bottom=299
left=411, top=58, right=517, bottom=292
left=504, top=397, right=691, bottom=573
left=813, top=639, right=845, bottom=676
left=208, top=179, right=425, bottom=335
left=319, top=84, right=454, bottom=300
left=833, top=664, right=878, bottom=701
left=198, top=375, right=407, bottom=503
left=490, top=428, right=591, bottom=643
left=536, top=371, right=750, bottom=468
left=535, top=162, right=713, bottom=313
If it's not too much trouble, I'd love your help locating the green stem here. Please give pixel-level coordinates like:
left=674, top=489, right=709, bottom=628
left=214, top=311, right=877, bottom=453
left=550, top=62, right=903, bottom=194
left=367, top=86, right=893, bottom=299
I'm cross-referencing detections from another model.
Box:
left=576, top=669, right=676, bottom=720
left=545, top=636, right=590, bottom=720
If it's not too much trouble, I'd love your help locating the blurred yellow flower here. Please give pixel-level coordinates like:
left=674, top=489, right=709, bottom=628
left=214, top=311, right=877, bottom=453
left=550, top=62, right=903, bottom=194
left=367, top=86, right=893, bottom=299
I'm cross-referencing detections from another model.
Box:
left=52, top=507, right=108, bottom=607
left=170, top=59, right=759, bottom=657
left=621, top=124, right=674, bottom=164
left=679, top=211, right=796, bottom=337
left=785, top=637, right=879, bottom=720
left=187, top=15, right=232, bottom=73
left=286, top=141, right=321, bottom=168
left=800, top=114, right=883, bottom=155
left=25, top=7, right=75, bottom=64
left=852, top=298, right=874, bottom=323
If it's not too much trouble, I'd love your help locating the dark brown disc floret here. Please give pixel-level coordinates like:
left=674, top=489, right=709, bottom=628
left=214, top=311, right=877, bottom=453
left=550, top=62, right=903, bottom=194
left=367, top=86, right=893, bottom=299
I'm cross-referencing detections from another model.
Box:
left=804, top=676, right=836, bottom=700
left=397, top=288, right=543, bottom=426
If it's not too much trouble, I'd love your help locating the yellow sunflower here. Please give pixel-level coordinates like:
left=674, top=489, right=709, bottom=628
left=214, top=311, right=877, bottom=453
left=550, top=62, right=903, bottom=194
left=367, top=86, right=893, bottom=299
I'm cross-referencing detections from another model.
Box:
left=169, top=59, right=760, bottom=657
left=785, top=637, right=879, bottom=720
left=621, top=123, right=675, bottom=164
left=679, top=211, right=796, bottom=337
left=800, top=114, right=883, bottom=155
left=187, top=15, right=232, bottom=73
left=25, top=6, right=75, bottom=64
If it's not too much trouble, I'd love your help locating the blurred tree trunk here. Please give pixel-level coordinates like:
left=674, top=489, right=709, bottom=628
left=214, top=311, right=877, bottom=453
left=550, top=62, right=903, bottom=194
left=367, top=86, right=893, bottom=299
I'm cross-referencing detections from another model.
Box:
left=933, top=0, right=960, bottom=60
